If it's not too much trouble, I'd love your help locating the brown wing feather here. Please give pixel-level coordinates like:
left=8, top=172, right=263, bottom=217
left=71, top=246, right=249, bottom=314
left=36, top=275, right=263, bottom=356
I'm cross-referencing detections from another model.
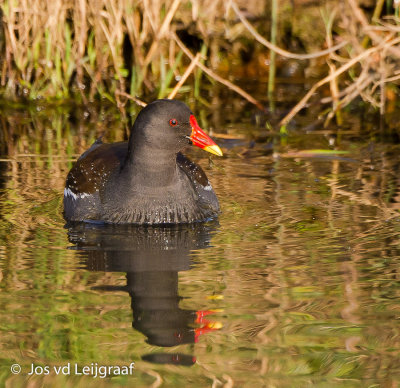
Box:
left=176, top=152, right=209, bottom=187
left=66, top=142, right=128, bottom=195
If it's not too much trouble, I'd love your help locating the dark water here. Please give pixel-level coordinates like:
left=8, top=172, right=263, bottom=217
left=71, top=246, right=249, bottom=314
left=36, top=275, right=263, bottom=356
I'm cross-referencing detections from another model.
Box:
left=0, top=100, right=400, bottom=387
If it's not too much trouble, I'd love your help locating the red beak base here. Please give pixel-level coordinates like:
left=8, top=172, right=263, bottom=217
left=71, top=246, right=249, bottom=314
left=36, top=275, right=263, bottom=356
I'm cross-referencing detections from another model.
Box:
left=189, top=115, right=223, bottom=156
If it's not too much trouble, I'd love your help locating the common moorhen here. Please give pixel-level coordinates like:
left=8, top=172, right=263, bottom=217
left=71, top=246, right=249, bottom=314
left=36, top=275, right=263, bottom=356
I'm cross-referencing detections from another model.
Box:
left=64, top=99, right=223, bottom=224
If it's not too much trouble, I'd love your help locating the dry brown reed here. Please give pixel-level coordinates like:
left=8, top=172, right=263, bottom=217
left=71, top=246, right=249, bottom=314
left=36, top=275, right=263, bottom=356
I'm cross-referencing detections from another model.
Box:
left=0, top=0, right=353, bottom=112
left=1, top=0, right=268, bottom=106
left=1, top=0, right=398, bottom=126
left=280, top=0, right=400, bottom=127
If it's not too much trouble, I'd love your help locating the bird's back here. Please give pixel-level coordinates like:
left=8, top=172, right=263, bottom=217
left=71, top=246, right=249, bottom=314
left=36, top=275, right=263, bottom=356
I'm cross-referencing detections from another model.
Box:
left=64, top=141, right=127, bottom=221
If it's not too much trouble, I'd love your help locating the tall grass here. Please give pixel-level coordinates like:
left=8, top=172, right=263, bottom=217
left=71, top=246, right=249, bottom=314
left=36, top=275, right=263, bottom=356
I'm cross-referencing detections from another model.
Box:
left=1, top=0, right=398, bottom=126
left=0, top=0, right=266, bottom=107
left=277, top=0, right=400, bottom=126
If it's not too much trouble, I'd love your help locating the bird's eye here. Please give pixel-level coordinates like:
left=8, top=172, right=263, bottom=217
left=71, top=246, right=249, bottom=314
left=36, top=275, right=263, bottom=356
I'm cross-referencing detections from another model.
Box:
left=169, top=119, right=178, bottom=127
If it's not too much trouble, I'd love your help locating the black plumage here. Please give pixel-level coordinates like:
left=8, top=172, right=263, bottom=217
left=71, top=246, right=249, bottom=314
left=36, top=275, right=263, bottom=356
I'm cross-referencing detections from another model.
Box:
left=64, top=99, right=222, bottom=224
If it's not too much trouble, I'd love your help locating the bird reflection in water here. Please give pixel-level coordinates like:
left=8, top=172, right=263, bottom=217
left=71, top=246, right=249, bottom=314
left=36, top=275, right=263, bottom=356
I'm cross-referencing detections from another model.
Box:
left=66, top=222, right=221, bottom=366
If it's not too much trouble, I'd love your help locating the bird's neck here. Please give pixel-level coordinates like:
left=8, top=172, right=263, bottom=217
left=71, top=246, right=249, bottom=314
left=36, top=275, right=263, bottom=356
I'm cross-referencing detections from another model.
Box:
left=124, top=142, right=179, bottom=188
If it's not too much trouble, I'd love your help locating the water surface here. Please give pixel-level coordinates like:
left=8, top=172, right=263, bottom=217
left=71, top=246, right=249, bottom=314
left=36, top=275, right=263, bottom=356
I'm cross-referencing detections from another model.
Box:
left=0, top=102, right=399, bottom=387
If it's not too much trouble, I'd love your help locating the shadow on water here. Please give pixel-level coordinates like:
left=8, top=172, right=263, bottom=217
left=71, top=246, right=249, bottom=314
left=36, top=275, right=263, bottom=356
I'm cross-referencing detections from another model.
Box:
left=66, top=221, right=220, bottom=366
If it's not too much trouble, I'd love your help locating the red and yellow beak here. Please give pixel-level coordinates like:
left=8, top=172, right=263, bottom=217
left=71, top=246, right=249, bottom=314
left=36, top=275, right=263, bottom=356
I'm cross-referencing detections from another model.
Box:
left=189, top=115, right=223, bottom=156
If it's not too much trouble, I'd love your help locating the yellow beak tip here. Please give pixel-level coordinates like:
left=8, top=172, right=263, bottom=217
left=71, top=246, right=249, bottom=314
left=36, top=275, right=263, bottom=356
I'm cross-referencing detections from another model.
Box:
left=204, top=145, right=223, bottom=157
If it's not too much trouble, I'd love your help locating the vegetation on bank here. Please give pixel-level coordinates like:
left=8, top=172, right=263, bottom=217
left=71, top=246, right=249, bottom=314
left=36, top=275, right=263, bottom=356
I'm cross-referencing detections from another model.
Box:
left=0, top=0, right=400, bottom=125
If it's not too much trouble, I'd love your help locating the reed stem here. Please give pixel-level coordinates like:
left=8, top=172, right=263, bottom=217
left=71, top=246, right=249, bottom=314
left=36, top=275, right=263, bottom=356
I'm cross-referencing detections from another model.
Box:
left=268, top=0, right=278, bottom=111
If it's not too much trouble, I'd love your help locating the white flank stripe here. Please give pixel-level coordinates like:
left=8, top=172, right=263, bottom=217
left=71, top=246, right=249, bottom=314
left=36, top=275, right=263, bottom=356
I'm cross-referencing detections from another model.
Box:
left=64, top=187, right=90, bottom=200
